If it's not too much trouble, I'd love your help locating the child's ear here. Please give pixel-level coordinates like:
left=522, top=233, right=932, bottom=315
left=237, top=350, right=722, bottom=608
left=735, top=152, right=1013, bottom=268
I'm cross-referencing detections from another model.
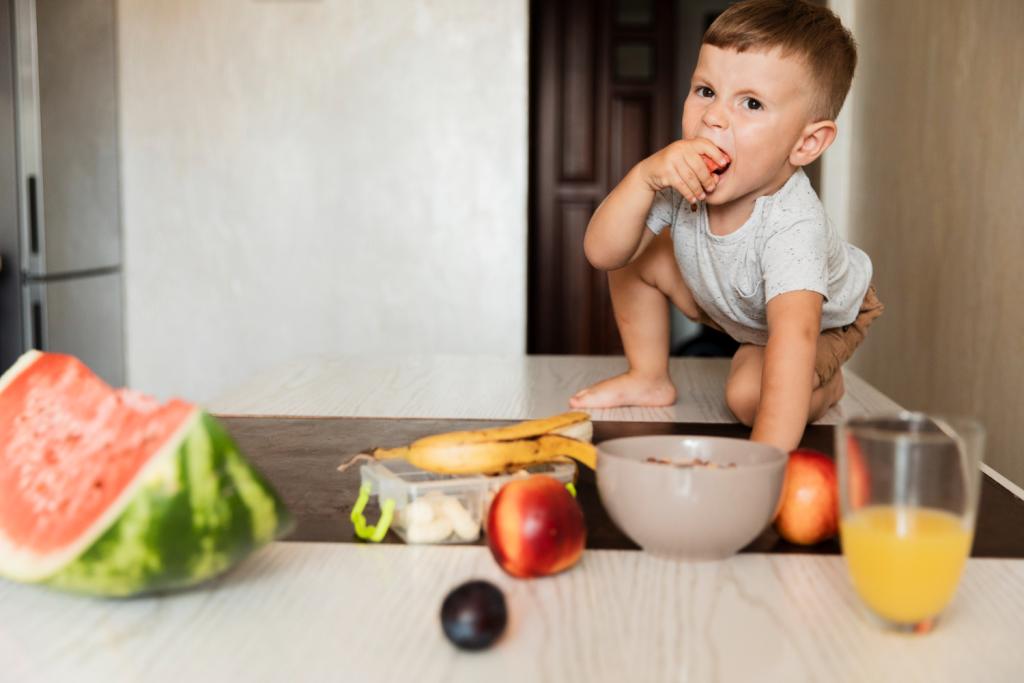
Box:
left=790, top=120, right=837, bottom=167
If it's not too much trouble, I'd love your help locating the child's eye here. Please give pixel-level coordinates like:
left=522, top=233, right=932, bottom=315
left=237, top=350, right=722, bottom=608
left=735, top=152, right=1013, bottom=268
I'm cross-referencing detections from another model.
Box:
left=742, top=97, right=764, bottom=111
left=695, top=86, right=714, bottom=98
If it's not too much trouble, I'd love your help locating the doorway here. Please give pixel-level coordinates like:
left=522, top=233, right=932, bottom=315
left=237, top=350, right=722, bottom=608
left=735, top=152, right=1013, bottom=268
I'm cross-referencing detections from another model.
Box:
left=527, top=0, right=676, bottom=355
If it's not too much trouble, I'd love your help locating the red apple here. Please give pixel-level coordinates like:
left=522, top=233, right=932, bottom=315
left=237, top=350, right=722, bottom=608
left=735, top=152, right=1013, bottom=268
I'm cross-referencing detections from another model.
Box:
left=845, top=435, right=872, bottom=508
left=486, top=475, right=585, bottom=578
left=774, top=449, right=839, bottom=545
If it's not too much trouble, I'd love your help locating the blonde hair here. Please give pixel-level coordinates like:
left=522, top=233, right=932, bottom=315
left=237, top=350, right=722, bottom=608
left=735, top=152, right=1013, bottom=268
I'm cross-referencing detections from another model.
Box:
left=703, top=0, right=857, bottom=120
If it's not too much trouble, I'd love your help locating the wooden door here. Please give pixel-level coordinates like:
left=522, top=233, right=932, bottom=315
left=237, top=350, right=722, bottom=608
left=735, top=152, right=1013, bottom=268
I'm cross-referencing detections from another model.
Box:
left=528, top=0, right=676, bottom=355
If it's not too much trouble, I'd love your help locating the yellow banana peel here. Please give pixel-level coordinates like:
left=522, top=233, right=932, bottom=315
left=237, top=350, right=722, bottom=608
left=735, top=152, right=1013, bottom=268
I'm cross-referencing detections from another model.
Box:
left=371, top=411, right=595, bottom=475
left=412, top=411, right=592, bottom=447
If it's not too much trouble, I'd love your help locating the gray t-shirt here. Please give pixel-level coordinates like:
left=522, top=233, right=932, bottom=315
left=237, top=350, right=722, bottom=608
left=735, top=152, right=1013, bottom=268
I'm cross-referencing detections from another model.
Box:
left=646, top=168, right=872, bottom=346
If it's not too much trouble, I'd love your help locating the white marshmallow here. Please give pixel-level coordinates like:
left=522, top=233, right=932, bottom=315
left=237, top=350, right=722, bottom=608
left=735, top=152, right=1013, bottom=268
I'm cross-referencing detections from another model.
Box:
left=441, top=496, right=480, bottom=541
left=405, top=516, right=453, bottom=544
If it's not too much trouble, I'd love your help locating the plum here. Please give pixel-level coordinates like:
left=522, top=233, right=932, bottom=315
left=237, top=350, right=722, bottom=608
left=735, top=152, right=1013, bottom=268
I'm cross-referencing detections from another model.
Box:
left=440, top=580, right=507, bottom=651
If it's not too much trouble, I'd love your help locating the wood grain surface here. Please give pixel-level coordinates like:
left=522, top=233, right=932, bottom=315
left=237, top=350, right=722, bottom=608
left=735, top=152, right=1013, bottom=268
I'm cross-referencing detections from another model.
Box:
left=208, top=355, right=902, bottom=423
left=845, top=0, right=1024, bottom=492
left=4, top=543, right=1022, bottom=682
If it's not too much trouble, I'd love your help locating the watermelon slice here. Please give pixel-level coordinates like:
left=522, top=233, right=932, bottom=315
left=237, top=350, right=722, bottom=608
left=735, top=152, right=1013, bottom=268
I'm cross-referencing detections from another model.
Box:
left=0, top=351, right=292, bottom=597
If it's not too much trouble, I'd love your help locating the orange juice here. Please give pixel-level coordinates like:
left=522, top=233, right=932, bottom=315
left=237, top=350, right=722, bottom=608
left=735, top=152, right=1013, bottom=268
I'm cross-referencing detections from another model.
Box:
left=840, top=505, right=972, bottom=624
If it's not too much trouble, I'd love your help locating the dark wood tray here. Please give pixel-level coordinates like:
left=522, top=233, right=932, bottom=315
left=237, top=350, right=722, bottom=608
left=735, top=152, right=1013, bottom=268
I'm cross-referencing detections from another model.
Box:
left=218, top=416, right=1024, bottom=558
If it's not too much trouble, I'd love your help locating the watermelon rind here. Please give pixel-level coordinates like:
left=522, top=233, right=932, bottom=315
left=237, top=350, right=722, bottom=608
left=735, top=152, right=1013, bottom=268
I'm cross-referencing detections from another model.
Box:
left=44, top=412, right=292, bottom=597
left=0, top=348, right=41, bottom=394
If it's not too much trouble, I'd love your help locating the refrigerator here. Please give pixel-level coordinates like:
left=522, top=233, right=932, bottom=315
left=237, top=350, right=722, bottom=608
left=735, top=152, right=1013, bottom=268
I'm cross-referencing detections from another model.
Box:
left=0, top=0, right=124, bottom=385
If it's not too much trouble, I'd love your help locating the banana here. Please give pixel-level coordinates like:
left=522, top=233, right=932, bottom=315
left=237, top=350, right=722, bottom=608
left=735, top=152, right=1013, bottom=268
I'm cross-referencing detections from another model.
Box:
left=371, top=411, right=596, bottom=475
left=551, top=416, right=593, bottom=443
left=412, top=411, right=592, bottom=447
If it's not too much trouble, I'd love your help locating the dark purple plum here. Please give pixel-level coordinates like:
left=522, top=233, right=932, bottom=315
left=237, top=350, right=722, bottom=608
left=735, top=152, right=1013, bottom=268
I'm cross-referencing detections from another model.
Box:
left=440, top=580, right=507, bottom=651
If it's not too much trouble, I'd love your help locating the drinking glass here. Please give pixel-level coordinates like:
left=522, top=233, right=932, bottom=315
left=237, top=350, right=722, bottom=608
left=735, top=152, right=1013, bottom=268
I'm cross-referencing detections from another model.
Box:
left=837, top=412, right=984, bottom=632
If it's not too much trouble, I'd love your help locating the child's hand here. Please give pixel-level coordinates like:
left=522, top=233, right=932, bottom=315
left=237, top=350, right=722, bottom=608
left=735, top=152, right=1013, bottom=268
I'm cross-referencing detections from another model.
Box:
left=636, top=139, right=730, bottom=206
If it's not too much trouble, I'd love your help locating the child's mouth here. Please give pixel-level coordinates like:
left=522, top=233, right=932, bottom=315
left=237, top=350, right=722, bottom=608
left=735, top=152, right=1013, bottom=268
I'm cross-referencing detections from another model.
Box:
left=712, top=162, right=731, bottom=176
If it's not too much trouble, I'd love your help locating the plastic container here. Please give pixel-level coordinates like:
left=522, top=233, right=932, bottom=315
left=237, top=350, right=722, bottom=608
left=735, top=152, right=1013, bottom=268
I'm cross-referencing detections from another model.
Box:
left=352, top=458, right=578, bottom=544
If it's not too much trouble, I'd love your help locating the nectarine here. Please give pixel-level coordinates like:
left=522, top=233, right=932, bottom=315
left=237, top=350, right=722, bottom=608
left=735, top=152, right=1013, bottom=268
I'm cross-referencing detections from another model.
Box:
left=486, top=475, right=585, bottom=578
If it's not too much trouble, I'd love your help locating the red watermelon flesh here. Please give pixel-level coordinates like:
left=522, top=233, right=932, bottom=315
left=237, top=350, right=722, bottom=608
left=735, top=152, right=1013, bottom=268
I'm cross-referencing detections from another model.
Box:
left=0, top=352, right=191, bottom=558
left=0, top=351, right=291, bottom=594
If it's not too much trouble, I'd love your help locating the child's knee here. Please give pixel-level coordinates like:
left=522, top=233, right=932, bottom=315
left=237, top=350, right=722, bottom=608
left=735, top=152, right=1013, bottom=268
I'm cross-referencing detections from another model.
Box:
left=725, top=374, right=759, bottom=426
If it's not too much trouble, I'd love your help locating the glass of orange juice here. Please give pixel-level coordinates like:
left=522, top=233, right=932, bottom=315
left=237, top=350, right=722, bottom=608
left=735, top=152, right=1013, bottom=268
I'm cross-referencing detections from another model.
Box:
left=837, top=413, right=984, bottom=632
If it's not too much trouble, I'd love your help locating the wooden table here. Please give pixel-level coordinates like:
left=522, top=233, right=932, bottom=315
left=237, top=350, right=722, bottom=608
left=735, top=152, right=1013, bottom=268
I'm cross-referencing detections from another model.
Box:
left=207, top=354, right=902, bottom=423
left=4, top=544, right=1023, bottom=682
left=4, top=355, right=1024, bottom=682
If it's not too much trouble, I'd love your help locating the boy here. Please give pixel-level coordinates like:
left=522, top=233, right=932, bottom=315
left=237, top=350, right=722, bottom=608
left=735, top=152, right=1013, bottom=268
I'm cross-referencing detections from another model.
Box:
left=569, top=0, right=883, bottom=452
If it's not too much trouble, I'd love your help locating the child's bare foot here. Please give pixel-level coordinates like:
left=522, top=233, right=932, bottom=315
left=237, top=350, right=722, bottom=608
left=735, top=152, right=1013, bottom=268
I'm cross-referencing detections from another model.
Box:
left=569, top=372, right=677, bottom=409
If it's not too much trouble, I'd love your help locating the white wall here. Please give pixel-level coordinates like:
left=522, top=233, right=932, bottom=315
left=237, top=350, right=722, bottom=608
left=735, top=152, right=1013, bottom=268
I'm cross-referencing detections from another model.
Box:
left=819, top=0, right=855, bottom=241
left=117, top=0, right=528, bottom=401
left=837, top=0, right=1024, bottom=486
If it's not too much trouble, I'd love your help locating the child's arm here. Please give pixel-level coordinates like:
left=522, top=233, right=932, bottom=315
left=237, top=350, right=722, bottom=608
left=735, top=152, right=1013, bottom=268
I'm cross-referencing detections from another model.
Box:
left=583, top=139, right=729, bottom=271
left=750, top=290, right=823, bottom=452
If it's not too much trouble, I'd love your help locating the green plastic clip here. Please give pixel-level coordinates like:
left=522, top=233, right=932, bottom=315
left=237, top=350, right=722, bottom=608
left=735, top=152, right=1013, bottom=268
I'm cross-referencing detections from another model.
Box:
left=350, top=483, right=395, bottom=542
left=565, top=482, right=577, bottom=498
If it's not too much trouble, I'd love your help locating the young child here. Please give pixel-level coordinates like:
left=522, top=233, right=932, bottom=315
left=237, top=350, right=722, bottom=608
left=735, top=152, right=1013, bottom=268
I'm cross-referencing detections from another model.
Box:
left=570, top=0, right=883, bottom=452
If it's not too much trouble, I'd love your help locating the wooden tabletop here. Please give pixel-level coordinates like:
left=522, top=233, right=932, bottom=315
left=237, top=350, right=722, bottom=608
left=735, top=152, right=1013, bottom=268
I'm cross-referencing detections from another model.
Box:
left=217, top=416, right=1024, bottom=558
left=4, top=544, right=1023, bottom=682
left=6, top=355, right=1024, bottom=682
left=207, top=354, right=902, bottom=423
left=208, top=353, right=1018, bottom=497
